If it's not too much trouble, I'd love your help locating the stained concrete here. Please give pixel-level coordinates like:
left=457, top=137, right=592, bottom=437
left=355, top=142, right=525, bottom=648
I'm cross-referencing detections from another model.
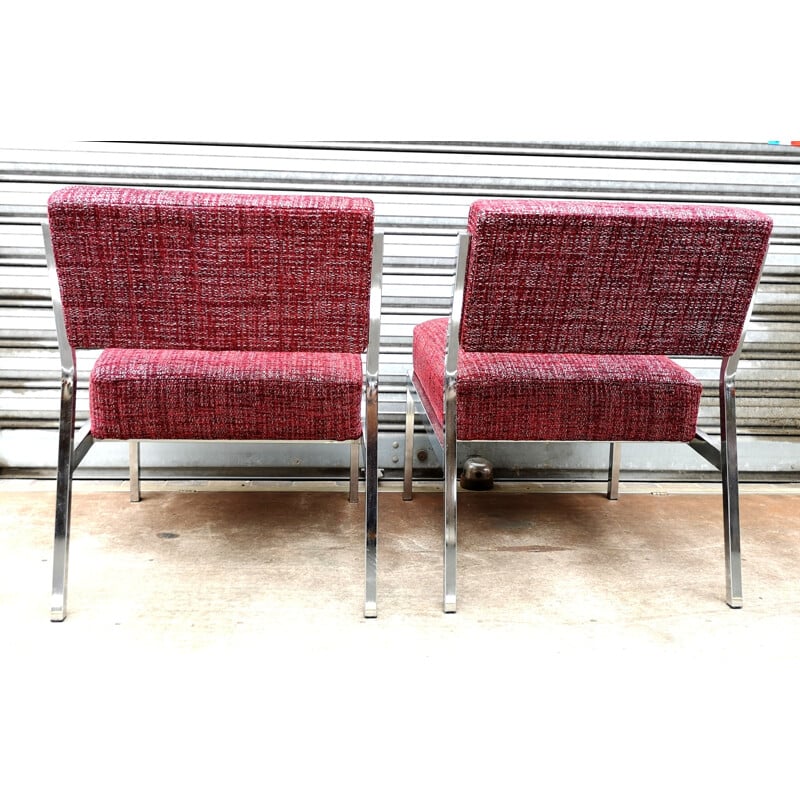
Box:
left=2, top=479, right=799, bottom=796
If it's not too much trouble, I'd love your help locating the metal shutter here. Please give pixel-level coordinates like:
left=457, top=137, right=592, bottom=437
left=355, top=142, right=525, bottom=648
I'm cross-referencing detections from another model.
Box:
left=2, top=141, right=799, bottom=478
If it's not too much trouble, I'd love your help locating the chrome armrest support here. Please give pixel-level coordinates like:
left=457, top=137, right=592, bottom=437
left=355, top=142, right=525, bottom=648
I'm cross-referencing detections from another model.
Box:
left=688, top=430, right=721, bottom=470
left=72, top=422, right=95, bottom=472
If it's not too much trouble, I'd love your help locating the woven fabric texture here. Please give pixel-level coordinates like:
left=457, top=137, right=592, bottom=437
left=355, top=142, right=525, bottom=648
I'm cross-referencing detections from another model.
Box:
left=413, top=318, right=703, bottom=442
left=463, top=199, right=772, bottom=356
left=90, top=349, right=364, bottom=441
left=48, top=186, right=374, bottom=352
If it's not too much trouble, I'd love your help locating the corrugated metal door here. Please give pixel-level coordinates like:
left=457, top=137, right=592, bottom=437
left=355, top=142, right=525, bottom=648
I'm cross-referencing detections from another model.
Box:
left=2, top=142, right=799, bottom=477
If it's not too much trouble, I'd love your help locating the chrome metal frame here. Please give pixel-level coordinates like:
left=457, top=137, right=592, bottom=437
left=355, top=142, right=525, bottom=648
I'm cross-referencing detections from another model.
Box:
left=44, top=224, right=383, bottom=621
left=686, top=288, right=762, bottom=608
left=130, top=441, right=141, bottom=502
left=363, top=232, right=383, bottom=617
left=349, top=440, right=359, bottom=504
left=402, top=233, right=468, bottom=612
left=440, top=233, right=470, bottom=612
left=46, top=223, right=96, bottom=621
left=402, top=232, right=767, bottom=613
left=607, top=442, right=621, bottom=500
left=403, top=384, right=416, bottom=502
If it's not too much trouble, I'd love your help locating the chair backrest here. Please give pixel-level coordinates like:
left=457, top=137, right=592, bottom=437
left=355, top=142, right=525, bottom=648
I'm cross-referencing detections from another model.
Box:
left=47, top=186, right=375, bottom=353
left=461, top=199, right=772, bottom=357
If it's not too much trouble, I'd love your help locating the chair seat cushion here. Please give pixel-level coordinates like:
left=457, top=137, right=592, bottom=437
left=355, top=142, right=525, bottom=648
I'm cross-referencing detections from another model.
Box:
left=413, top=318, right=702, bottom=443
left=90, top=349, right=364, bottom=441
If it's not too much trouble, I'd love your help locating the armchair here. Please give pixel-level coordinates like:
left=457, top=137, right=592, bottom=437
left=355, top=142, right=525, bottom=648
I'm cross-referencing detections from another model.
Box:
left=403, top=199, right=771, bottom=612
left=45, top=186, right=382, bottom=619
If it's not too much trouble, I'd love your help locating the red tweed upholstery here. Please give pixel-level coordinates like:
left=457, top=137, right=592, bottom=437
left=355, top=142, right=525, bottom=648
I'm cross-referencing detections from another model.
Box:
left=48, top=187, right=374, bottom=353
left=48, top=187, right=375, bottom=443
left=414, top=318, right=703, bottom=443
left=90, top=349, right=364, bottom=441
left=463, top=200, right=772, bottom=356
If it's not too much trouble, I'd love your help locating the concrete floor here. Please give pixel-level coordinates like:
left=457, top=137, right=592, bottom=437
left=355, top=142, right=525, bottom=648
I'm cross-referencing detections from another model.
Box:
left=2, top=478, right=799, bottom=797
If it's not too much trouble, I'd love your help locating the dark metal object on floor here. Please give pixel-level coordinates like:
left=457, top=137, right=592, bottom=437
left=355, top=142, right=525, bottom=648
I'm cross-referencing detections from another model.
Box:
left=460, top=456, right=494, bottom=490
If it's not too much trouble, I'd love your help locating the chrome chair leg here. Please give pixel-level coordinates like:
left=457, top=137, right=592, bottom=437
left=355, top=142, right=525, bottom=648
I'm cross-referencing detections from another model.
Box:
left=364, top=374, right=378, bottom=618
left=607, top=441, right=621, bottom=500
left=720, top=359, right=743, bottom=608
left=443, top=381, right=458, bottom=614
left=349, top=439, right=359, bottom=504
left=52, top=367, right=76, bottom=622
left=443, top=441, right=457, bottom=613
left=441, top=233, right=468, bottom=614
left=129, top=440, right=141, bottom=502
left=363, top=231, right=382, bottom=618
left=364, top=392, right=379, bottom=618
left=403, top=379, right=415, bottom=501
left=364, top=426, right=378, bottom=617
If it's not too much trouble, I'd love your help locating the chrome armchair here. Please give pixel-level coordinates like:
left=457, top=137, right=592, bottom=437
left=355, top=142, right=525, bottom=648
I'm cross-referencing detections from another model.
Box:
left=45, top=186, right=382, bottom=620
left=403, top=199, right=772, bottom=612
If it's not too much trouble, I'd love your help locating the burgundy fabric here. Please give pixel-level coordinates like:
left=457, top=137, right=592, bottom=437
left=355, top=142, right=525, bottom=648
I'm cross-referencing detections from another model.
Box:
left=48, top=187, right=374, bottom=352
left=413, top=318, right=703, bottom=443
left=463, top=200, right=772, bottom=356
left=90, top=349, right=364, bottom=441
